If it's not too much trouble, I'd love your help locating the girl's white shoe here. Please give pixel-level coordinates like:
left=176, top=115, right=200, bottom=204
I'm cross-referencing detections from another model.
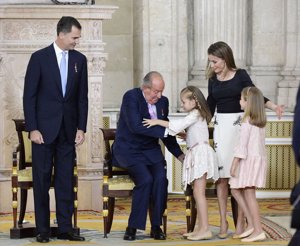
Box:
left=241, top=232, right=266, bottom=242
left=182, top=232, right=194, bottom=238
left=187, top=231, right=213, bottom=241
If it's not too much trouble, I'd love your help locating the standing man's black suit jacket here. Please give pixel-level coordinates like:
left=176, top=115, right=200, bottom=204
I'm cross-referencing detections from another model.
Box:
left=23, top=44, right=88, bottom=143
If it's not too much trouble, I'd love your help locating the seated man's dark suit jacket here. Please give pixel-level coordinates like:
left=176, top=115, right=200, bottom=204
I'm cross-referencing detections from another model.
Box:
left=112, top=88, right=183, bottom=167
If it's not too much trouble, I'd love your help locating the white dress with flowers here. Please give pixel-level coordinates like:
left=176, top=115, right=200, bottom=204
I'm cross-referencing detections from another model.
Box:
left=167, top=109, right=219, bottom=190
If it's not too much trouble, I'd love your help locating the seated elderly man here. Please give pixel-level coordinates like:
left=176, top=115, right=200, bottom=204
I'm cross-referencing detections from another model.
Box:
left=112, top=71, right=184, bottom=241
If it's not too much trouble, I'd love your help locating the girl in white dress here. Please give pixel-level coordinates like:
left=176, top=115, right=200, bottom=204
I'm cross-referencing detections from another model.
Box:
left=229, top=87, right=267, bottom=242
left=143, top=86, right=219, bottom=241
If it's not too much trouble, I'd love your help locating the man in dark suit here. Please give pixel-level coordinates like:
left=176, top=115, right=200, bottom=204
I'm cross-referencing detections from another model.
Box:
left=112, top=71, right=185, bottom=241
left=23, top=16, right=88, bottom=243
left=289, top=86, right=300, bottom=246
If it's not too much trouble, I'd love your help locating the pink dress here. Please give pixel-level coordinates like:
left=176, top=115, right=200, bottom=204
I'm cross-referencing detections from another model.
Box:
left=229, top=119, right=267, bottom=188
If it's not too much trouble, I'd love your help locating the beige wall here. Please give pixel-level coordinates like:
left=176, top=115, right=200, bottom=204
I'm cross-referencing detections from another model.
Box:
left=96, top=0, right=300, bottom=112
left=95, top=0, right=133, bottom=108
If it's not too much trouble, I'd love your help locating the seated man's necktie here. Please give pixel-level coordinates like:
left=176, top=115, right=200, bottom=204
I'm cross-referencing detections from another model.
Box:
left=148, top=103, right=157, bottom=119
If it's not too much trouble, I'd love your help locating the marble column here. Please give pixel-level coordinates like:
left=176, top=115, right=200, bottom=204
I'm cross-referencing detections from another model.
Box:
left=0, top=4, right=117, bottom=212
left=188, top=0, right=248, bottom=97
left=133, top=0, right=188, bottom=112
left=278, top=0, right=300, bottom=110
left=249, top=0, right=285, bottom=104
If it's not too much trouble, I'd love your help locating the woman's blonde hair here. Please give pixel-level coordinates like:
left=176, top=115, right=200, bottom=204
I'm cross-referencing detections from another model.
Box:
left=180, top=86, right=212, bottom=123
left=206, top=41, right=237, bottom=79
left=241, top=86, right=266, bottom=128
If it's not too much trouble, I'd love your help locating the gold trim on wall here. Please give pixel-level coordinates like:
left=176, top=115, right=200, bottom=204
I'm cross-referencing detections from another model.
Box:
left=266, top=121, right=293, bottom=138
left=172, top=145, right=186, bottom=193
left=103, top=116, right=110, bottom=129
left=261, top=145, right=299, bottom=190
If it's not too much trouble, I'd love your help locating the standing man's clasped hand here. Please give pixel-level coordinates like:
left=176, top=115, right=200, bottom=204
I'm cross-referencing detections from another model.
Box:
left=75, top=129, right=85, bottom=146
left=30, top=130, right=44, bottom=144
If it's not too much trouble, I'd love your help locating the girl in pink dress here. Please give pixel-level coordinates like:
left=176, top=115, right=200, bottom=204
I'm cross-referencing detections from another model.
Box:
left=229, top=86, right=267, bottom=242
left=143, top=86, right=219, bottom=241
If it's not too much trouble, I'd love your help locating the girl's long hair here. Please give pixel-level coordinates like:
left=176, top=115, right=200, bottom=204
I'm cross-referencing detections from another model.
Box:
left=180, top=86, right=212, bottom=123
left=242, top=86, right=266, bottom=128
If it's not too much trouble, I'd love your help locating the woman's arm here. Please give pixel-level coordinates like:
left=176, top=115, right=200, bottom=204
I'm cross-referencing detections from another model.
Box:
left=240, top=69, right=285, bottom=119
left=265, top=101, right=285, bottom=119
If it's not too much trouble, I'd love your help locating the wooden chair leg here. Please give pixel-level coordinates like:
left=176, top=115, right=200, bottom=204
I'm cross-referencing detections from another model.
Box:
left=163, top=209, right=167, bottom=235
left=73, top=189, right=79, bottom=235
left=18, top=189, right=28, bottom=225
left=11, top=155, right=18, bottom=230
left=185, top=185, right=197, bottom=233
left=231, top=195, right=238, bottom=227
left=73, top=166, right=80, bottom=235
left=185, top=194, right=192, bottom=232
left=12, top=185, right=18, bottom=230
left=107, top=197, right=115, bottom=234
left=190, top=196, right=197, bottom=232
left=102, top=196, right=109, bottom=238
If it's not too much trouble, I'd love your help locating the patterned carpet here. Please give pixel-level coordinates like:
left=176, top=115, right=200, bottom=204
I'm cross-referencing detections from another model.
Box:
left=0, top=196, right=293, bottom=245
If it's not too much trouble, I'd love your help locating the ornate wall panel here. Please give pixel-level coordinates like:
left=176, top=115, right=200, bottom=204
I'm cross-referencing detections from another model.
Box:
left=0, top=4, right=117, bottom=212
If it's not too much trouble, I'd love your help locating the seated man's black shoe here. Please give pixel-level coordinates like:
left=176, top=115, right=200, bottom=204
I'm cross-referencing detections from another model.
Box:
left=57, top=231, right=85, bottom=241
left=36, top=234, right=50, bottom=243
left=150, top=227, right=166, bottom=240
left=123, top=227, right=136, bottom=241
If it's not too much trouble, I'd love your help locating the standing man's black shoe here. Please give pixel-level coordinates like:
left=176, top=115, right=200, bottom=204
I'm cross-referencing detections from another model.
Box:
left=36, top=234, right=50, bottom=243
left=150, top=227, right=166, bottom=240
left=123, top=227, right=136, bottom=241
left=57, top=231, right=85, bottom=241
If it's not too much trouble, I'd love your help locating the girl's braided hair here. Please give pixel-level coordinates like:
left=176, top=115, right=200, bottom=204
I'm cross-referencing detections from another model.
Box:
left=180, top=86, right=212, bottom=123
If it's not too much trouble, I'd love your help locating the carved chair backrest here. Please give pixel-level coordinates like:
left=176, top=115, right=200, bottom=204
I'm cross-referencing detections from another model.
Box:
left=100, top=128, right=130, bottom=177
left=13, top=119, right=32, bottom=170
